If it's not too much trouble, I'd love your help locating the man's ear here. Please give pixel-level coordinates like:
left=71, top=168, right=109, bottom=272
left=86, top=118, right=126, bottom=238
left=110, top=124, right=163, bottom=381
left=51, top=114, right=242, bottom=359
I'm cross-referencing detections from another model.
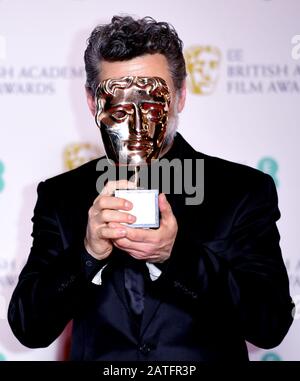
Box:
left=86, top=87, right=96, bottom=116
left=177, top=80, right=186, bottom=113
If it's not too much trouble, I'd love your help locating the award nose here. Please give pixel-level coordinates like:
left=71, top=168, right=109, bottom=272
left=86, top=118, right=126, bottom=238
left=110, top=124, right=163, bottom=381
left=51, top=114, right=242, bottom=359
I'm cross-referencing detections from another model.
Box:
left=133, top=108, right=142, bottom=133
left=130, top=107, right=145, bottom=137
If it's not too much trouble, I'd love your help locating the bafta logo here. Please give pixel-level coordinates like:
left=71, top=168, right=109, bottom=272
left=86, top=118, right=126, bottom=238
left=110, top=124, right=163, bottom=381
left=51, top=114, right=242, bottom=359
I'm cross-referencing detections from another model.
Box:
left=63, top=143, right=101, bottom=170
left=185, top=45, right=221, bottom=95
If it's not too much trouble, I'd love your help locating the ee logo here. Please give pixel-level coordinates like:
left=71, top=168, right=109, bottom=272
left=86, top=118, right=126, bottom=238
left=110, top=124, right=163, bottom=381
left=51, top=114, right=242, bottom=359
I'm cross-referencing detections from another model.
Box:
left=0, top=35, right=7, bottom=61
left=0, top=161, right=4, bottom=192
left=257, top=157, right=279, bottom=187
left=261, top=352, right=281, bottom=361
left=291, top=35, right=300, bottom=60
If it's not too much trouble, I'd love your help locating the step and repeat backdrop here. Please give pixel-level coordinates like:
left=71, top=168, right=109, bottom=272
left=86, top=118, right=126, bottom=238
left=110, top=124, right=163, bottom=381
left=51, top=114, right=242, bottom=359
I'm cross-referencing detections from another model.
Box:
left=0, top=0, right=299, bottom=361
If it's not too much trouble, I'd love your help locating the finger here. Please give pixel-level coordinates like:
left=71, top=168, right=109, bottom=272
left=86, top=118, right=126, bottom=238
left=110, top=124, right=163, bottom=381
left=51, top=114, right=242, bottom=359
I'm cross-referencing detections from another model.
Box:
left=159, top=193, right=174, bottom=222
left=108, top=222, right=157, bottom=243
left=88, top=204, right=101, bottom=218
left=113, top=237, right=134, bottom=249
left=124, top=226, right=157, bottom=243
left=101, top=209, right=136, bottom=224
left=112, top=241, right=146, bottom=260
left=100, top=180, right=137, bottom=196
left=127, top=251, right=151, bottom=260
left=113, top=240, right=160, bottom=261
left=113, top=237, right=154, bottom=253
left=94, top=195, right=133, bottom=212
left=100, top=226, right=127, bottom=240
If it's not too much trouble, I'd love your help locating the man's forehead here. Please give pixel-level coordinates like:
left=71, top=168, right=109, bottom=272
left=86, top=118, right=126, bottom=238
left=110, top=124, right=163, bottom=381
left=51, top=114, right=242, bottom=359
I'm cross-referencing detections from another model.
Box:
left=99, top=54, right=172, bottom=84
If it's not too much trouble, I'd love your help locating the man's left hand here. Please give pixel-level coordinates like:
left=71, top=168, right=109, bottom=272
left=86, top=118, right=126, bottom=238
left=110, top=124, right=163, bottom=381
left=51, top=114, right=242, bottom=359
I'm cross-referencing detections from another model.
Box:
left=109, top=193, right=178, bottom=263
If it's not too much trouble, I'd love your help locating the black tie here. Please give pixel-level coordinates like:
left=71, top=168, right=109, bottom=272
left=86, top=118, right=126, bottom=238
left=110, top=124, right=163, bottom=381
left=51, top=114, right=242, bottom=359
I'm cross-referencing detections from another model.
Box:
left=124, top=260, right=147, bottom=317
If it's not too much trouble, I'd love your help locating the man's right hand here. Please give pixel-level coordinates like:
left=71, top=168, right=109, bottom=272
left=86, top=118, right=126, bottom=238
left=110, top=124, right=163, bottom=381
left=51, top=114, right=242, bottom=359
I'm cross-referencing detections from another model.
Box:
left=84, top=180, right=137, bottom=260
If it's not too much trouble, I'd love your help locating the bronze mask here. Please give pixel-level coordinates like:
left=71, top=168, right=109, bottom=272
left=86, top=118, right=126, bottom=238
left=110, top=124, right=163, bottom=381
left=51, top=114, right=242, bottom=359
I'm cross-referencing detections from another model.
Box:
left=95, top=76, right=171, bottom=166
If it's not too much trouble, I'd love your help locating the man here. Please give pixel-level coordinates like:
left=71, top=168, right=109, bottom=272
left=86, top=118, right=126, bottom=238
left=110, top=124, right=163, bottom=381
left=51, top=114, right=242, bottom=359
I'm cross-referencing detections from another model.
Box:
left=8, top=16, right=294, bottom=361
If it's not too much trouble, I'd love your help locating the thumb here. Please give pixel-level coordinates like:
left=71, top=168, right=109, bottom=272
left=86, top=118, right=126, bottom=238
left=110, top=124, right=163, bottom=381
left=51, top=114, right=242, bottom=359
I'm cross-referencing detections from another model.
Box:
left=159, top=193, right=173, bottom=222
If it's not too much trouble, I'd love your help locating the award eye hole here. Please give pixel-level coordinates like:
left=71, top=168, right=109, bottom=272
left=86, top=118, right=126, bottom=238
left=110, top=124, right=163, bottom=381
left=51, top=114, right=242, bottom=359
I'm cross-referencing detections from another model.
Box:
left=111, top=110, right=127, bottom=121
left=147, top=109, right=162, bottom=122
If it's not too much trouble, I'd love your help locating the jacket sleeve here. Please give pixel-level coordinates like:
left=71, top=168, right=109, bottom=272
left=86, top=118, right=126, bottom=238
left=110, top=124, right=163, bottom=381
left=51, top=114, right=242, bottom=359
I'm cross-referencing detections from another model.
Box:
left=7, top=181, right=107, bottom=348
left=162, top=173, right=294, bottom=349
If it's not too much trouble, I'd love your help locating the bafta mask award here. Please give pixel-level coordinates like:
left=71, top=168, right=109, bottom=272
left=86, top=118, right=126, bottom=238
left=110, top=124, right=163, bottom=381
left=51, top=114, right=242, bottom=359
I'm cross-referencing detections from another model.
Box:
left=95, top=76, right=171, bottom=228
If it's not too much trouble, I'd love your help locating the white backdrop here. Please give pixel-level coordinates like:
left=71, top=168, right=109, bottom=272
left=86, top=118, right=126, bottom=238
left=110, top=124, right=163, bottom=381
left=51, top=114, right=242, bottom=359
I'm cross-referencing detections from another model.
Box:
left=0, top=0, right=299, bottom=361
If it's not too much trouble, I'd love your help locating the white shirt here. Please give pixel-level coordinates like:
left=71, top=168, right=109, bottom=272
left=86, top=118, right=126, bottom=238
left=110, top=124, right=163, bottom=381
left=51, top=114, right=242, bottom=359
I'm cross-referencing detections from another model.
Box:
left=91, top=262, right=162, bottom=285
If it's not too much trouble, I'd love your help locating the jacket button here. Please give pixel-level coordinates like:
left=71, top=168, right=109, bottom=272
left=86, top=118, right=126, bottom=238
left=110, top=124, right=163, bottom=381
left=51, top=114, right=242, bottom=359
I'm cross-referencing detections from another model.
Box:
left=139, top=343, right=151, bottom=354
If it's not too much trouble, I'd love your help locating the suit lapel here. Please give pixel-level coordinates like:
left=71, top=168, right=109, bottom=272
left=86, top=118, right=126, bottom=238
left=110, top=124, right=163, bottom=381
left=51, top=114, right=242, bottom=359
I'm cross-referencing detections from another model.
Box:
left=111, top=264, right=129, bottom=313
left=111, top=262, right=143, bottom=332
left=140, top=288, right=162, bottom=336
left=111, top=256, right=163, bottom=336
left=140, top=190, right=187, bottom=335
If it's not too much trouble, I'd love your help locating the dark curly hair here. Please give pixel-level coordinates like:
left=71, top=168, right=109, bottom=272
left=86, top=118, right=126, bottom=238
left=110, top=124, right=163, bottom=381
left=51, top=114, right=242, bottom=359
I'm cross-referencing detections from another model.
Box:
left=84, top=15, right=186, bottom=96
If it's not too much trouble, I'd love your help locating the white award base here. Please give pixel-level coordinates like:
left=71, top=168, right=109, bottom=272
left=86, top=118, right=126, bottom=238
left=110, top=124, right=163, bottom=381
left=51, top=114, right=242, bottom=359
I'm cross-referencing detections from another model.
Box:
left=114, top=189, right=159, bottom=228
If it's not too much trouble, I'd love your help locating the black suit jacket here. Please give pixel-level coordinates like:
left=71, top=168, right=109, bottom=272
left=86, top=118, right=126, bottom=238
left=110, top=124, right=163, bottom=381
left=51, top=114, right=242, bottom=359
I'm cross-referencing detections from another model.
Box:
left=8, top=133, right=294, bottom=361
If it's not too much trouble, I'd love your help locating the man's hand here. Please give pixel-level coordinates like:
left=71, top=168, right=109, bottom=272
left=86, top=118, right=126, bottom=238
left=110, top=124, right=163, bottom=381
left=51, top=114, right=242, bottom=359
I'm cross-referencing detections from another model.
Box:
left=84, top=180, right=137, bottom=260
left=109, top=193, right=178, bottom=263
